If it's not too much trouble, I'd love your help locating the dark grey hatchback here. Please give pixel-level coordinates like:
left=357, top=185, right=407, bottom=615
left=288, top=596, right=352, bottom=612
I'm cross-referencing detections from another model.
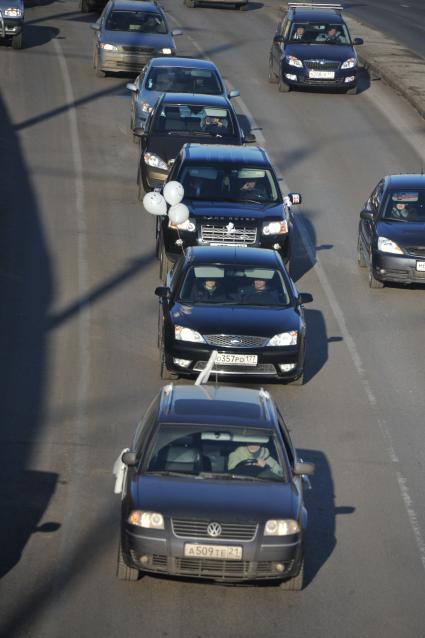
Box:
left=114, top=384, right=314, bottom=587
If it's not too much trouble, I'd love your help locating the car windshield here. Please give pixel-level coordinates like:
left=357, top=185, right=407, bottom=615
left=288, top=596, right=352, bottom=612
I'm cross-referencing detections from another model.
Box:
left=177, top=265, right=291, bottom=306
left=289, top=21, right=351, bottom=45
left=144, top=423, right=285, bottom=481
left=383, top=190, right=425, bottom=222
left=178, top=165, right=280, bottom=203
left=105, top=11, right=167, bottom=34
left=145, top=67, right=222, bottom=95
left=152, top=105, right=235, bottom=137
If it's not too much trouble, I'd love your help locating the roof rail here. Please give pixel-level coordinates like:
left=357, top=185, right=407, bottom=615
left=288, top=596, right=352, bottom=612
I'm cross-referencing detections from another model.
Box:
left=288, top=3, right=343, bottom=12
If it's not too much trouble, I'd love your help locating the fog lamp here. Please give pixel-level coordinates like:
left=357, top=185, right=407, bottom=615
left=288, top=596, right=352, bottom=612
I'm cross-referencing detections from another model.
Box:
left=140, top=555, right=149, bottom=565
left=345, top=76, right=355, bottom=83
left=279, top=363, right=296, bottom=372
left=173, top=358, right=192, bottom=368
left=285, top=74, right=297, bottom=81
left=275, top=563, right=285, bottom=573
left=273, top=243, right=281, bottom=250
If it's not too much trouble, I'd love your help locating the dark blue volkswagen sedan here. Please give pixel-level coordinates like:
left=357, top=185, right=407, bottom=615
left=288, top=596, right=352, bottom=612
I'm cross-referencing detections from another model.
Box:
left=155, top=246, right=313, bottom=384
left=114, top=384, right=314, bottom=587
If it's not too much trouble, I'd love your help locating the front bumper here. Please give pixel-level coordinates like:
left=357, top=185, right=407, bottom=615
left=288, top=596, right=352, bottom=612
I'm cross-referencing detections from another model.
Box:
left=166, top=340, right=303, bottom=381
left=281, top=63, right=357, bottom=89
left=123, top=525, right=302, bottom=582
left=97, top=49, right=173, bottom=74
left=0, top=17, right=23, bottom=38
left=372, top=252, right=425, bottom=284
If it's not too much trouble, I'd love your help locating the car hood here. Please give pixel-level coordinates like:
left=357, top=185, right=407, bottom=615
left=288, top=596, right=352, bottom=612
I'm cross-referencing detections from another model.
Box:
left=376, top=220, right=425, bottom=247
left=101, top=31, right=174, bottom=48
left=285, top=42, right=355, bottom=62
left=170, top=303, right=300, bottom=337
left=185, top=199, right=284, bottom=221
left=147, top=135, right=241, bottom=163
left=131, top=475, right=299, bottom=521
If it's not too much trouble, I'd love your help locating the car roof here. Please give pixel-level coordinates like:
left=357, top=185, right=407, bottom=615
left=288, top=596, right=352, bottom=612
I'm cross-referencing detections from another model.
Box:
left=111, top=0, right=161, bottom=12
left=386, top=174, right=425, bottom=189
left=288, top=6, right=344, bottom=22
left=149, top=57, right=219, bottom=71
left=182, top=143, right=271, bottom=166
left=159, top=93, right=230, bottom=107
left=158, top=384, right=277, bottom=429
left=186, top=245, right=282, bottom=267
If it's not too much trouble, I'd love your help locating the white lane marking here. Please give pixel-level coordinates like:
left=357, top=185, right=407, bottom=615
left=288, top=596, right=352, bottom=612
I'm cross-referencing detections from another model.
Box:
left=167, top=8, right=425, bottom=572
left=50, top=36, right=90, bottom=592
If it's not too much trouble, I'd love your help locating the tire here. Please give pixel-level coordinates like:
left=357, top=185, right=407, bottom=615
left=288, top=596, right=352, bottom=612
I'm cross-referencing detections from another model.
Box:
left=80, top=0, right=90, bottom=12
left=268, top=57, right=278, bottom=84
left=346, top=85, right=358, bottom=95
left=288, top=370, right=304, bottom=386
left=184, top=0, right=196, bottom=6
left=160, top=342, right=178, bottom=381
left=278, top=76, right=290, bottom=93
left=116, top=541, right=140, bottom=581
left=368, top=265, right=384, bottom=289
left=12, top=31, right=23, bottom=50
left=95, top=66, right=106, bottom=78
left=159, top=241, right=171, bottom=282
left=279, top=559, right=304, bottom=591
left=357, top=236, right=367, bottom=268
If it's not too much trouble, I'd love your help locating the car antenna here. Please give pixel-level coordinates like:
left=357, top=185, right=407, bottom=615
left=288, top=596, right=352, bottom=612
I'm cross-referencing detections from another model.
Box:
left=195, top=350, right=218, bottom=385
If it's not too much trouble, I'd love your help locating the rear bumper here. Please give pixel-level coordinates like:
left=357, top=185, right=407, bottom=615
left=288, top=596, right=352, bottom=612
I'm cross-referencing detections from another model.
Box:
left=372, top=252, right=425, bottom=284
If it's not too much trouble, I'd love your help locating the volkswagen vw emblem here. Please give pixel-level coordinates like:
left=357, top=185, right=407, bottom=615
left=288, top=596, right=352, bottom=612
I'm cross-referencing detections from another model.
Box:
left=207, top=522, right=222, bottom=537
left=226, top=222, right=235, bottom=234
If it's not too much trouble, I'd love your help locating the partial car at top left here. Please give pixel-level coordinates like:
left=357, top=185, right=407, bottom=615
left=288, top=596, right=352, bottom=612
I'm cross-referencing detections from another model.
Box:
left=0, top=0, right=24, bottom=49
left=90, top=0, right=182, bottom=78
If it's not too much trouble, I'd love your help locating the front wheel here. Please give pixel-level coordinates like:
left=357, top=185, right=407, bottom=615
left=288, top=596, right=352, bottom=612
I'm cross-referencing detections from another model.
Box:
left=268, top=57, right=278, bottom=84
left=80, top=0, right=90, bottom=12
left=116, top=542, right=140, bottom=581
left=287, top=370, right=304, bottom=386
left=278, top=76, right=291, bottom=93
left=279, top=559, right=304, bottom=591
left=160, top=341, right=178, bottom=381
left=368, top=265, right=384, bottom=289
left=12, top=31, right=23, bottom=50
left=357, top=236, right=367, bottom=268
left=346, top=85, right=358, bottom=95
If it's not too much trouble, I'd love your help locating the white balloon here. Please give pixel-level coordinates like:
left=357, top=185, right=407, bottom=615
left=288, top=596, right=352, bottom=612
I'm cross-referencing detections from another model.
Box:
left=163, top=181, right=184, bottom=206
left=168, top=203, right=189, bottom=226
left=143, top=191, right=167, bottom=216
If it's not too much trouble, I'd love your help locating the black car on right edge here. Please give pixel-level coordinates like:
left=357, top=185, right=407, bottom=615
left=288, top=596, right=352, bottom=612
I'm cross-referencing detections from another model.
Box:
left=158, top=144, right=301, bottom=273
left=357, top=174, right=425, bottom=288
left=269, top=3, right=363, bottom=94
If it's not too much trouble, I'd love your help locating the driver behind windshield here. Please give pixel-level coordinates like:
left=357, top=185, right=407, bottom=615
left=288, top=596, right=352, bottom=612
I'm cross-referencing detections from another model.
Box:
left=228, top=443, right=283, bottom=476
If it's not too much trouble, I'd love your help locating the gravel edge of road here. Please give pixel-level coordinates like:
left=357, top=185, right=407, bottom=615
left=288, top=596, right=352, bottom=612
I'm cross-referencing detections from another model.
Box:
left=345, top=14, right=425, bottom=119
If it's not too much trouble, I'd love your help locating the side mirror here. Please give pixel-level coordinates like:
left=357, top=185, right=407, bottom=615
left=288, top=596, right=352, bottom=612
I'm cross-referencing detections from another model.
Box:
left=228, top=89, right=240, bottom=99
left=353, top=37, right=363, bottom=45
left=155, top=286, right=170, bottom=297
left=244, top=132, right=256, bottom=144
left=172, top=29, right=183, bottom=36
left=273, top=34, right=284, bottom=44
left=90, top=23, right=100, bottom=31
left=360, top=209, right=374, bottom=221
left=121, top=451, right=137, bottom=467
left=294, top=461, right=315, bottom=476
left=288, top=192, right=302, bottom=205
left=298, top=292, right=313, bottom=305
left=126, top=82, right=137, bottom=93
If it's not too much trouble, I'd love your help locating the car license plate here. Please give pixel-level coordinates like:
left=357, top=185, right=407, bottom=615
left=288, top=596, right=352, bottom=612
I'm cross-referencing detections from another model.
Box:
left=210, top=243, right=247, bottom=247
left=184, top=544, right=243, bottom=560
left=416, top=261, right=425, bottom=271
left=309, top=70, right=335, bottom=79
left=215, top=353, right=258, bottom=366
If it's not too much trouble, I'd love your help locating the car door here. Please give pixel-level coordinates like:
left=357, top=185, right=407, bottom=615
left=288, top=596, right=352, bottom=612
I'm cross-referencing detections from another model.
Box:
left=360, top=180, right=384, bottom=257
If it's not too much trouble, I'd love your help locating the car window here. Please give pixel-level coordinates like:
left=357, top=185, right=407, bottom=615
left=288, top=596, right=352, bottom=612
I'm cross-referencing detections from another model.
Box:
left=370, top=181, right=385, bottom=214
left=145, top=68, right=222, bottom=95
left=288, top=21, right=350, bottom=44
left=132, top=397, right=160, bottom=455
left=152, top=105, right=235, bottom=137
left=178, top=164, right=279, bottom=203
left=105, top=11, right=167, bottom=34
left=177, top=265, right=291, bottom=307
left=383, top=189, right=425, bottom=222
left=144, top=424, right=286, bottom=481
left=276, top=411, right=295, bottom=469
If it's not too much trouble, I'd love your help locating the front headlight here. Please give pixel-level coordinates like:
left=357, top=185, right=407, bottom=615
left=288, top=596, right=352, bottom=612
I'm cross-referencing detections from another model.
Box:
left=264, top=519, right=300, bottom=536
left=341, top=57, right=356, bottom=69
left=287, top=56, right=303, bottom=68
left=4, top=7, right=23, bottom=16
left=262, top=220, right=288, bottom=236
left=160, top=47, right=172, bottom=55
left=140, top=101, right=153, bottom=114
left=127, top=511, right=164, bottom=529
left=175, top=325, right=205, bottom=343
left=170, top=218, right=196, bottom=232
left=99, top=43, right=119, bottom=51
left=143, top=152, right=168, bottom=171
left=377, top=236, right=403, bottom=255
left=267, top=331, right=297, bottom=347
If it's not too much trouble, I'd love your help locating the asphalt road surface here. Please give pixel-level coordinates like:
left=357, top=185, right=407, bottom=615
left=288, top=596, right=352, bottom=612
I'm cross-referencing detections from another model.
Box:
left=1, top=1, right=425, bottom=637
left=345, top=0, right=425, bottom=60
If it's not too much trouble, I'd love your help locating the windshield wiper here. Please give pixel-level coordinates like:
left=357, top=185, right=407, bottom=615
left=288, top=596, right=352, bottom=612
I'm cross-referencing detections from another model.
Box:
left=146, top=470, right=200, bottom=478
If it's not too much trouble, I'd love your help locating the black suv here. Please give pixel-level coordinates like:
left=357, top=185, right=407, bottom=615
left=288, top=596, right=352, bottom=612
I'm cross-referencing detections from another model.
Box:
left=357, top=174, right=425, bottom=288
left=158, top=143, right=301, bottom=274
left=268, top=3, right=363, bottom=94
left=114, top=383, right=314, bottom=587
left=137, top=93, right=251, bottom=194
left=155, top=246, right=312, bottom=384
